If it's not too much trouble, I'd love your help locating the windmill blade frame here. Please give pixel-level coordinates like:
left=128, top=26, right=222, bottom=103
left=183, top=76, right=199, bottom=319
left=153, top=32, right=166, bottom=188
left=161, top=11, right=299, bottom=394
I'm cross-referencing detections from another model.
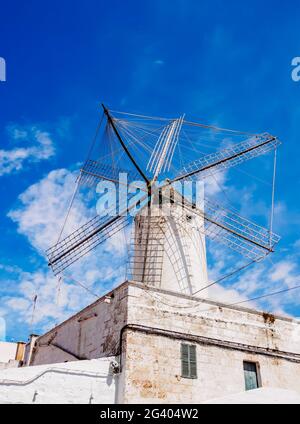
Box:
left=79, top=159, right=144, bottom=190
left=179, top=199, right=280, bottom=261
left=47, top=192, right=149, bottom=276
left=171, top=134, right=280, bottom=184
left=46, top=105, right=281, bottom=281
left=47, top=214, right=131, bottom=276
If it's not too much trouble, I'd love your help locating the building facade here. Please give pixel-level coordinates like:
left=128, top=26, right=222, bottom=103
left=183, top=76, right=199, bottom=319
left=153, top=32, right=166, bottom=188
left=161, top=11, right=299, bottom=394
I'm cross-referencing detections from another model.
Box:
left=11, top=280, right=300, bottom=403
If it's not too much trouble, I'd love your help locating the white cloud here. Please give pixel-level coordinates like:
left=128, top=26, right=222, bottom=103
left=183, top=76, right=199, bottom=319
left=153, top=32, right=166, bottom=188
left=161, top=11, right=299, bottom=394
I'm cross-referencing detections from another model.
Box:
left=270, top=261, right=297, bottom=284
left=7, top=168, right=95, bottom=253
left=205, top=243, right=258, bottom=307
left=209, top=283, right=254, bottom=307
left=204, top=171, right=227, bottom=197
left=5, top=168, right=129, bottom=332
left=3, top=270, right=86, bottom=331
left=0, top=264, right=22, bottom=274
left=0, top=125, right=55, bottom=176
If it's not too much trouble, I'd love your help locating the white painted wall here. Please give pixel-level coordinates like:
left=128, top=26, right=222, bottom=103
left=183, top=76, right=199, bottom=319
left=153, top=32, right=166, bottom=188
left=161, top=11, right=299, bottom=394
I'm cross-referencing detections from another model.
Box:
left=0, top=342, right=17, bottom=363
left=0, top=358, right=118, bottom=404
left=203, top=388, right=300, bottom=404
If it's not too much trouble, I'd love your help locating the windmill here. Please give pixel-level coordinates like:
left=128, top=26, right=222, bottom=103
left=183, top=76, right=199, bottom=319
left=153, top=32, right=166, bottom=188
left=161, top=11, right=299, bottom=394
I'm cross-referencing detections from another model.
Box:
left=46, top=104, right=280, bottom=297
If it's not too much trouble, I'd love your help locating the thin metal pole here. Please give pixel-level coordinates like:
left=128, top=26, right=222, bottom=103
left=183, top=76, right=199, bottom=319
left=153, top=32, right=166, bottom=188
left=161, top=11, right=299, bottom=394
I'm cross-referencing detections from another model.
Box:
left=30, top=295, right=37, bottom=334
left=269, top=148, right=277, bottom=246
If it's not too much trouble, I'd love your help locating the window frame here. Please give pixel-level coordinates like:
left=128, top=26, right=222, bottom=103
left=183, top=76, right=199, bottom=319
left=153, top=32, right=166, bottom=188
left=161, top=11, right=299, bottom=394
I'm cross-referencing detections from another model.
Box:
left=181, top=343, right=197, bottom=379
left=243, top=361, right=261, bottom=391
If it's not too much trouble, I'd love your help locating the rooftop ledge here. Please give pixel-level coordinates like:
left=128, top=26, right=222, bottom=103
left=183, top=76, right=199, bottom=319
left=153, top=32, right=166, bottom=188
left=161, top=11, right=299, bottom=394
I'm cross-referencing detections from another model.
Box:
left=35, top=280, right=300, bottom=345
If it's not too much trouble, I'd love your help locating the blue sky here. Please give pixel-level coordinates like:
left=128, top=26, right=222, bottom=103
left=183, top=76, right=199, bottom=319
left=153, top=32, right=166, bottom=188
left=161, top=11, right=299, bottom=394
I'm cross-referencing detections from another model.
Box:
left=0, top=0, right=300, bottom=341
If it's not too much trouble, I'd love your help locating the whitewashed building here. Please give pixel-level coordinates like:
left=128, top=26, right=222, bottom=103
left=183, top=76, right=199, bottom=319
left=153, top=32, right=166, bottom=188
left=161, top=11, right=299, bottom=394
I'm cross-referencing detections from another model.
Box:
left=1, top=191, right=300, bottom=404
left=0, top=341, right=25, bottom=370
left=0, top=280, right=300, bottom=404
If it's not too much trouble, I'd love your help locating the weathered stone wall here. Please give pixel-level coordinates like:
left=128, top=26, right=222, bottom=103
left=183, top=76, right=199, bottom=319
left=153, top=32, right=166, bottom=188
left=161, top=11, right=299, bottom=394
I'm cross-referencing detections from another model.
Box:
left=120, top=283, right=300, bottom=403
left=126, top=283, right=300, bottom=354
left=27, top=281, right=300, bottom=403
left=122, top=330, right=300, bottom=403
left=30, top=284, right=129, bottom=366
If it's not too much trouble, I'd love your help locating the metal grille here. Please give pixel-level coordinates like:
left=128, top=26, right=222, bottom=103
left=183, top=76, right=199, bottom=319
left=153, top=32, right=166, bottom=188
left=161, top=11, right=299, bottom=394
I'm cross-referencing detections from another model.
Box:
left=179, top=199, right=280, bottom=261
left=79, top=159, right=142, bottom=188
left=176, top=134, right=280, bottom=182
left=47, top=213, right=132, bottom=276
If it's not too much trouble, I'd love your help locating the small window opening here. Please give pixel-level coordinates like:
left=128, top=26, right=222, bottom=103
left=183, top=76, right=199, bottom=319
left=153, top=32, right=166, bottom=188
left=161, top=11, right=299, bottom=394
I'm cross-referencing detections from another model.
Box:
left=181, top=343, right=197, bottom=379
left=243, top=361, right=260, bottom=391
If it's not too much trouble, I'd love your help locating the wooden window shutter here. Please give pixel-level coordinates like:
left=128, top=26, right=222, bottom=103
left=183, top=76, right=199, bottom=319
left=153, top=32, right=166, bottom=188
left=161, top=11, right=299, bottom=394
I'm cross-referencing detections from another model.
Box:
left=181, top=343, right=197, bottom=379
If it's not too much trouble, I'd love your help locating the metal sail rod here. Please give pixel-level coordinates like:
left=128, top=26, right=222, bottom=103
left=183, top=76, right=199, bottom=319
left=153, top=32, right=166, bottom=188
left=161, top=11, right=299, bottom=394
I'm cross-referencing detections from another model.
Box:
left=48, top=192, right=149, bottom=268
left=200, top=211, right=273, bottom=253
left=167, top=194, right=277, bottom=254
left=80, top=169, right=122, bottom=185
left=48, top=214, right=122, bottom=267
left=171, top=136, right=278, bottom=184
left=190, top=205, right=275, bottom=253
left=101, top=104, right=150, bottom=185
left=183, top=120, right=258, bottom=135
left=79, top=169, right=148, bottom=192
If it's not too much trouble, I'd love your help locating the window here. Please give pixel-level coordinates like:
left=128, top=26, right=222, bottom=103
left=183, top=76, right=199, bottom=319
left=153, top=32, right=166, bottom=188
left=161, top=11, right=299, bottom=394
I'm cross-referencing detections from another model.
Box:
left=243, top=361, right=260, bottom=391
left=181, top=344, right=197, bottom=379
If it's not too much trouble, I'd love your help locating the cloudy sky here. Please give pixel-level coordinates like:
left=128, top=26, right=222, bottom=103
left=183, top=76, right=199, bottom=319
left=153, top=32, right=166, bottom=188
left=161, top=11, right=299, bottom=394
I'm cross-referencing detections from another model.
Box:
left=0, top=0, right=300, bottom=341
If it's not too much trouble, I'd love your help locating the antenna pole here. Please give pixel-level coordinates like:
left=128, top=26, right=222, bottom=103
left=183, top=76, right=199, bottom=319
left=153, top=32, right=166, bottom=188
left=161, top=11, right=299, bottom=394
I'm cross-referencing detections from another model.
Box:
left=30, top=295, right=37, bottom=334
left=270, top=148, right=277, bottom=247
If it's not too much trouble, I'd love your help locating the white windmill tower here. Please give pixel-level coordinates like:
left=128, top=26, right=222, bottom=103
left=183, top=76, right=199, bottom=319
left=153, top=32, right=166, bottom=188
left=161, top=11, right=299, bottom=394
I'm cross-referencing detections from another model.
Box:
left=132, top=183, right=208, bottom=296
left=47, top=105, right=280, bottom=299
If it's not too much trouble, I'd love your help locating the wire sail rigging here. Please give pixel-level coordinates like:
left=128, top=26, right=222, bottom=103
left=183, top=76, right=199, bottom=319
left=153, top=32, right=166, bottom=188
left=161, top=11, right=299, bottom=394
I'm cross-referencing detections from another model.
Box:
left=47, top=105, right=281, bottom=284
left=147, top=115, right=184, bottom=179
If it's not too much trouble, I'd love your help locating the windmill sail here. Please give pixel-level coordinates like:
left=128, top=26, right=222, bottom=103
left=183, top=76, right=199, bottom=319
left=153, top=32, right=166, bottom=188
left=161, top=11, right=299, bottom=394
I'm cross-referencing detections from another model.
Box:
left=79, top=159, right=142, bottom=189
left=47, top=189, right=280, bottom=275
left=46, top=106, right=281, bottom=285
left=172, top=134, right=280, bottom=183
left=181, top=199, right=280, bottom=261
left=47, top=214, right=131, bottom=276
left=47, top=190, right=149, bottom=276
